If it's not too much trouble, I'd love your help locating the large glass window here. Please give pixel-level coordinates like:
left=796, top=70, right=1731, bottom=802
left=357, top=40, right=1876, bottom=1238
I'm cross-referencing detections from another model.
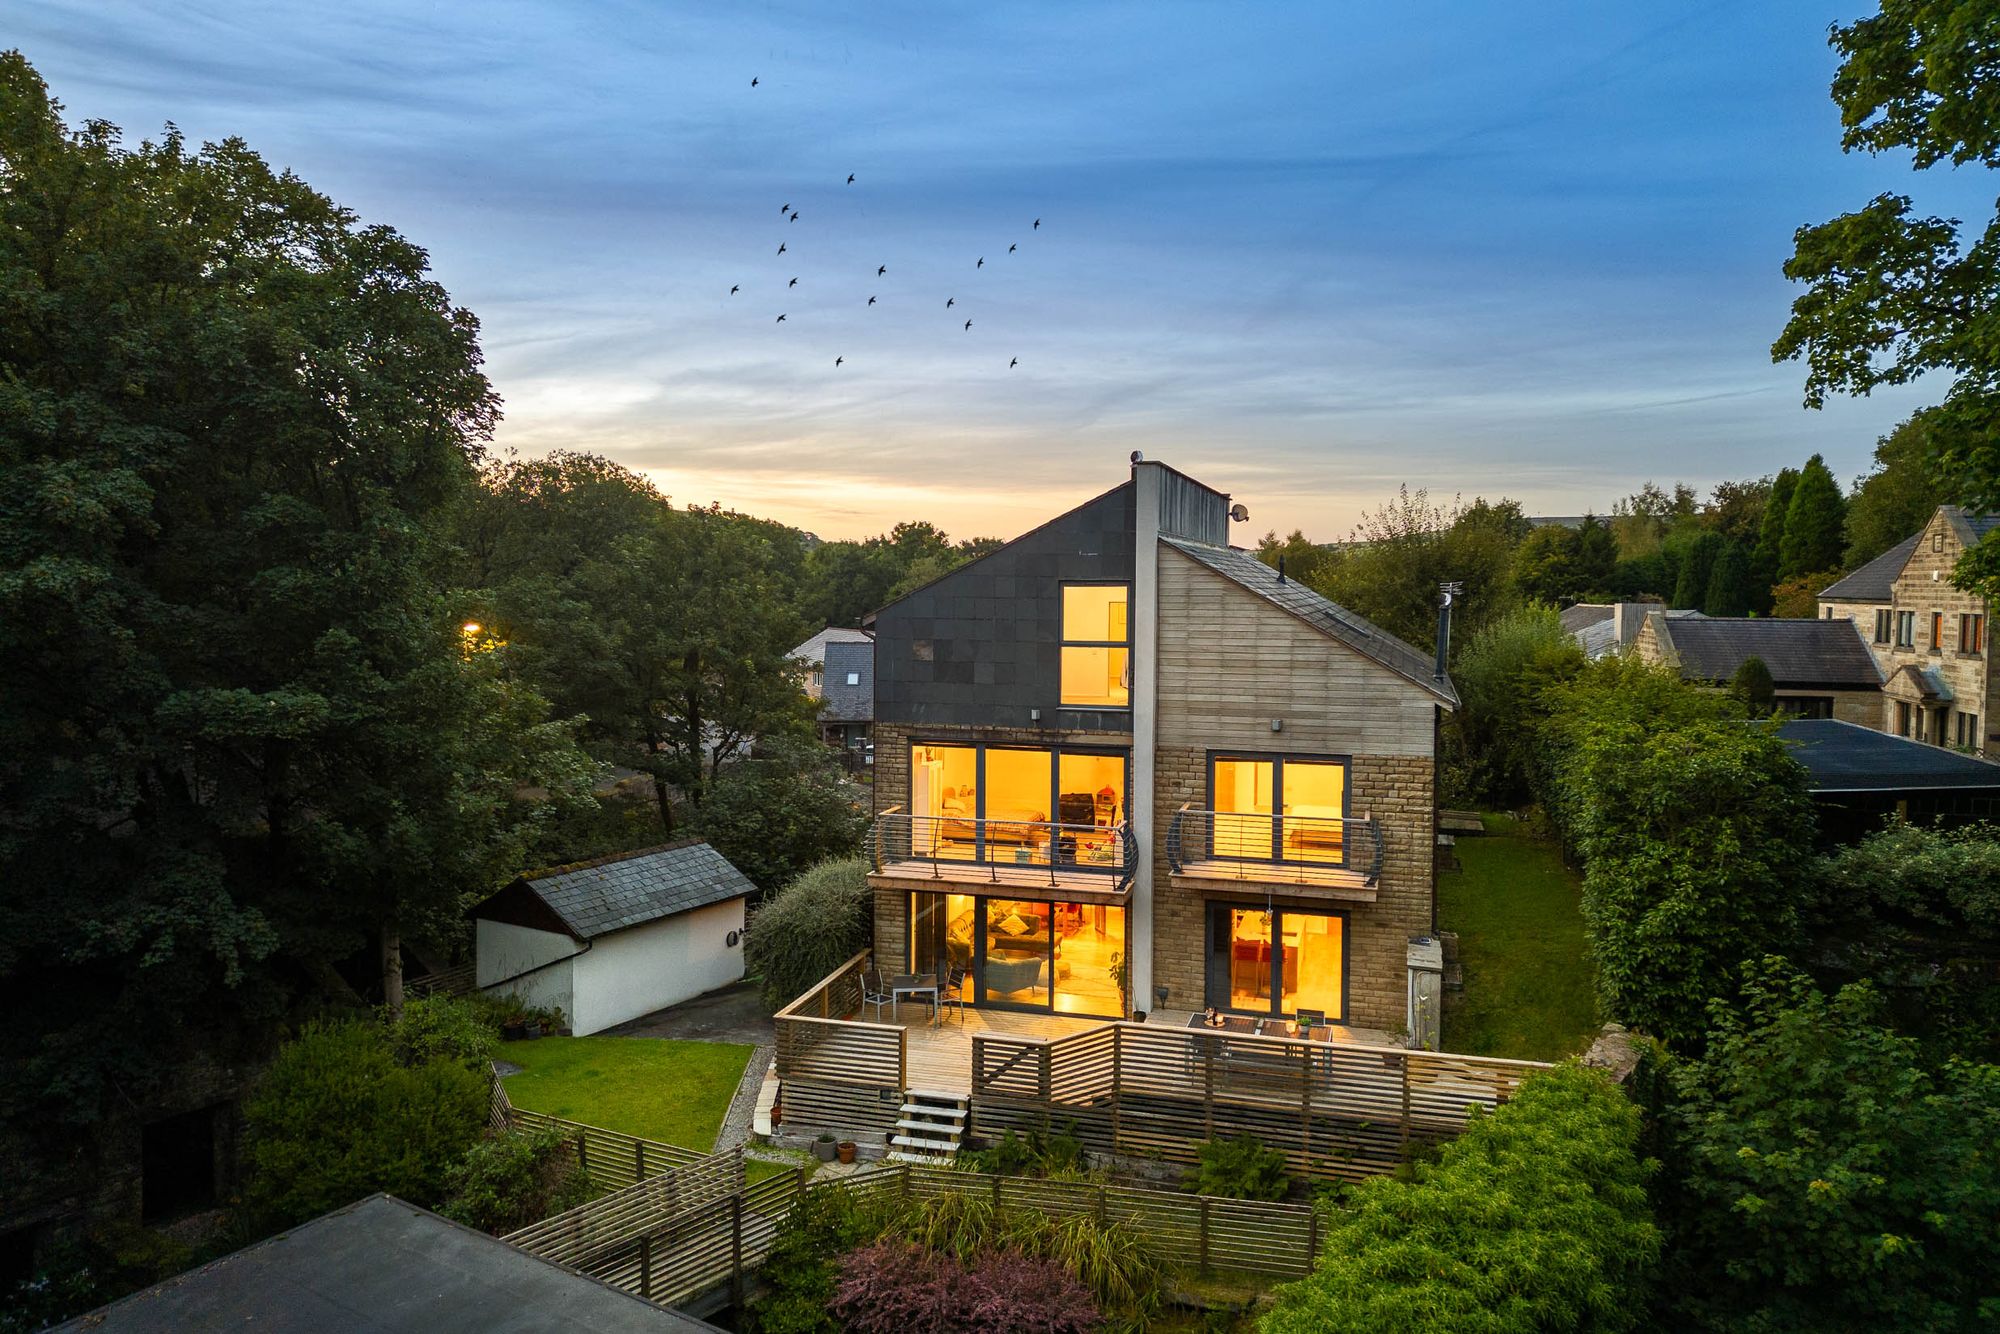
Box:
left=1208, top=906, right=1346, bottom=1021
left=1208, top=754, right=1348, bottom=864
left=910, top=743, right=979, bottom=860
left=981, top=900, right=1053, bottom=1005
left=1053, top=903, right=1126, bottom=1016
left=906, top=741, right=1127, bottom=871
left=1061, top=584, right=1130, bottom=708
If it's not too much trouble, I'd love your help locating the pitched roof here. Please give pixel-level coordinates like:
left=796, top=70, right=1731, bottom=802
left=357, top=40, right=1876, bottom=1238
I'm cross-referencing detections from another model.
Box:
left=1559, top=603, right=1614, bottom=634
left=1653, top=616, right=1883, bottom=689
left=1162, top=537, right=1457, bottom=706
left=56, top=1194, right=720, bottom=1333
left=788, top=625, right=873, bottom=663
left=1818, top=533, right=1920, bottom=603
left=484, top=841, right=755, bottom=941
left=819, top=638, right=873, bottom=723
left=1576, top=606, right=1700, bottom=660
left=1778, top=719, right=2000, bottom=793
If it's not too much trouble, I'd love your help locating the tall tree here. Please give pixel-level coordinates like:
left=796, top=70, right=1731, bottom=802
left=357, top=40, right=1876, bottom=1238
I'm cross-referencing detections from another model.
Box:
left=1511, top=525, right=1586, bottom=606
left=1253, top=528, right=1338, bottom=587
left=1704, top=478, right=1774, bottom=545
left=1752, top=467, right=1799, bottom=608
left=1779, top=454, right=1846, bottom=579
left=1772, top=0, right=2000, bottom=600
left=1311, top=487, right=1522, bottom=652
left=1702, top=541, right=1756, bottom=617
left=1575, top=514, right=1619, bottom=592
left=1672, top=531, right=1723, bottom=610
left=0, top=54, right=588, bottom=1125
left=1845, top=410, right=1950, bottom=566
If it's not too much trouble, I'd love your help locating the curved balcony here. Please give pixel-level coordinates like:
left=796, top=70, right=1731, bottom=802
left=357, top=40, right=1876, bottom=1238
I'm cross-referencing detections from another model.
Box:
left=1166, top=805, right=1384, bottom=892
left=868, top=807, right=1135, bottom=897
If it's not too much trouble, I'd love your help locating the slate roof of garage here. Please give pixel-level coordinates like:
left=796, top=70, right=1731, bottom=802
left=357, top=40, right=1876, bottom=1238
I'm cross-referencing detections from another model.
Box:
left=488, top=841, right=756, bottom=941
left=1779, top=719, right=2000, bottom=792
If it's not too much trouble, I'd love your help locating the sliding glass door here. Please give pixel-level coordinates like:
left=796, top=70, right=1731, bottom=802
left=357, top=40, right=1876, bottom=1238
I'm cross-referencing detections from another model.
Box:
left=912, top=892, right=1127, bottom=1017
left=1206, top=904, right=1347, bottom=1021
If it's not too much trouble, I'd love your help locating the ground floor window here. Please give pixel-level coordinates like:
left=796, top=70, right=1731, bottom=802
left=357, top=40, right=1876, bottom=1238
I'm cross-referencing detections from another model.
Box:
left=1204, top=904, right=1346, bottom=1021
left=1772, top=696, right=1834, bottom=720
left=908, top=891, right=1126, bottom=1017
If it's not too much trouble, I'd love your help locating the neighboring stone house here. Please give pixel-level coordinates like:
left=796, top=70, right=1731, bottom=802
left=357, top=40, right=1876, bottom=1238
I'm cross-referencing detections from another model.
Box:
left=1631, top=613, right=1883, bottom=722
left=1816, top=506, right=1997, bottom=754
left=789, top=626, right=874, bottom=761
left=861, top=460, right=1455, bottom=1041
left=1564, top=601, right=1704, bottom=659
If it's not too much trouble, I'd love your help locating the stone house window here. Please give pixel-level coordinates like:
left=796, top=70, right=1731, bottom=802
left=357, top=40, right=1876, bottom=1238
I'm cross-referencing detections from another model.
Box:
left=1961, top=613, right=1985, bottom=656
left=1895, top=611, right=1916, bottom=648
left=1874, top=609, right=1892, bottom=644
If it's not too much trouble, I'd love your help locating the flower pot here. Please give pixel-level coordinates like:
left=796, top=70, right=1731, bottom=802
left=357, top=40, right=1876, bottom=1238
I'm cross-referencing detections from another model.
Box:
left=539, top=1021, right=557, bottom=1037
left=770, top=1104, right=783, bottom=1129
left=502, top=1021, right=527, bottom=1041
left=836, top=1141, right=857, bottom=1165
left=813, top=1138, right=837, bottom=1163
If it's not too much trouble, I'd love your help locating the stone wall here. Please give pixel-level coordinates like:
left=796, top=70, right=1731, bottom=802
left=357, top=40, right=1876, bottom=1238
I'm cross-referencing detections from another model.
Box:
left=1882, top=511, right=1996, bottom=754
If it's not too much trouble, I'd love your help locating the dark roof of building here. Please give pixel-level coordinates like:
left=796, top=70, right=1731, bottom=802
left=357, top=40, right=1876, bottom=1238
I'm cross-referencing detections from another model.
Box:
left=1163, top=537, right=1457, bottom=706
left=1559, top=603, right=1614, bottom=634
left=1948, top=506, right=2000, bottom=544
left=1818, top=533, right=1921, bottom=603
left=480, top=841, right=755, bottom=941
left=819, top=638, right=873, bottom=724
left=1778, top=719, right=2000, bottom=793
left=788, top=625, right=873, bottom=663
left=56, top=1194, right=720, bottom=1333
left=1655, top=616, right=1883, bottom=689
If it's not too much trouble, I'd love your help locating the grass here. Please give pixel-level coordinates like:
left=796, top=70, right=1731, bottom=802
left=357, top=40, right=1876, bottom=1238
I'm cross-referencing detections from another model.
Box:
left=499, top=1036, right=753, bottom=1152
left=1438, top=812, right=1600, bottom=1062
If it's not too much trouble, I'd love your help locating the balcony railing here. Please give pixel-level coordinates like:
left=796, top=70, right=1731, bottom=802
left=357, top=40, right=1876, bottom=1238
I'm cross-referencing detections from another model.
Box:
left=869, top=807, right=1136, bottom=893
left=1166, top=805, right=1384, bottom=886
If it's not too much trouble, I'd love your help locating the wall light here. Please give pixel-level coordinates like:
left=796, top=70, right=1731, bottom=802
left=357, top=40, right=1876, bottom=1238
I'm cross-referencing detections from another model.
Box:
left=1270, top=718, right=1283, bottom=733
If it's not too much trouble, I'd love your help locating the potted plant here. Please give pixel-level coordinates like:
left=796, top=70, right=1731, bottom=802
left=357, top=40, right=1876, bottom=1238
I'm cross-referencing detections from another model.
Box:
left=836, top=1140, right=857, bottom=1165
left=501, top=1010, right=528, bottom=1041
left=539, top=1007, right=563, bottom=1038
left=812, top=1133, right=837, bottom=1163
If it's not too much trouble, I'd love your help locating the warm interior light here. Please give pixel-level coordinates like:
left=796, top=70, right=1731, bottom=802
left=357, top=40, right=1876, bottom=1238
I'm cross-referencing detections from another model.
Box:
left=462, top=622, right=482, bottom=635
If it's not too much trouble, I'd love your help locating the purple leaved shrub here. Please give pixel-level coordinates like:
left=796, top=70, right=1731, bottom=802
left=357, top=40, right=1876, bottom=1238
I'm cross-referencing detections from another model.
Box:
left=830, top=1239, right=1100, bottom=1334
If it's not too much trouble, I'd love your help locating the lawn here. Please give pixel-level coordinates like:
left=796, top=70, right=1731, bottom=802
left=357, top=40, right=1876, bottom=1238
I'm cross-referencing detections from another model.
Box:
left=499, top=1036, right=753, bottom=1152
left=1438, top=813, right=1600, bottom=1062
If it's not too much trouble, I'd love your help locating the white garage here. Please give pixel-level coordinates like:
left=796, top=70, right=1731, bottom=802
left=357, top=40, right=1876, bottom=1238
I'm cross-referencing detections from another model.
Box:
left=472, top=841, right=753, bottom=1035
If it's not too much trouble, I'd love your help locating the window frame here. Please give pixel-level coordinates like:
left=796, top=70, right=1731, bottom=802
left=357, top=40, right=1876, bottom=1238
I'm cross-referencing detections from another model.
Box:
left=1203, top=902, right=1350, bottom=1022
left=1874, top=609, right=1891, bottom=644
left=1931, top=611, right=1945, bottom=651
left=1204, top=751, right=1353, bottom=866
left=1961, top=612, right=1986, bottom=657
left=909, top=738, right=1131, bottom=873
left=1058, top=581, right=1132, bottom=710
left=1895, top=610, right=1916, bottom=648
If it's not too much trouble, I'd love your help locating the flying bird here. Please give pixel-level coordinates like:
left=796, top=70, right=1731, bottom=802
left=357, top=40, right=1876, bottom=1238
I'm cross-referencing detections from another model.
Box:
left=1034, top=218, right=1041, bottom=229
left=867, top=296, right=876, bottom=306
left=1009, top=243, right=1017, bottom=253
left=946, top=297, right=955, bottom=308
left=976, top=257, right=984, bottom=268
left=751, top=77, right=759, bottom=87
left=877, top=265, right=887, bottom=276
left=780, top=203, right=789, bottom=213
left=790, top=212, right=800, bottom=222
left=847, top=174, right=855, bottom=184
left=730, top=285, right=739, bottom=294
left=964, top=319, right=973, bottom=331
left=835, top=356, right=844, bottom=366
left=777, top=243, right=786, bottom=255
left=775, top=314, right=786, bottom=323
left=1010, top=357, right=1018, bottom=368
left=789, top=277, right=799, bottom=288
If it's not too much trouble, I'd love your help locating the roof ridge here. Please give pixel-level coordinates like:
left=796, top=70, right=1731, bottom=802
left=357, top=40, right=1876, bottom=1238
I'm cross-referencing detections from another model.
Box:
left=523, top=838, right=709, bottom=883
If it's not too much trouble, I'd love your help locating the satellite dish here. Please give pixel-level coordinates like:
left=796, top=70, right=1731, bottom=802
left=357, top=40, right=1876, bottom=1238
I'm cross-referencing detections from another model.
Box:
left=1229, top=503, right=1250, bottom=522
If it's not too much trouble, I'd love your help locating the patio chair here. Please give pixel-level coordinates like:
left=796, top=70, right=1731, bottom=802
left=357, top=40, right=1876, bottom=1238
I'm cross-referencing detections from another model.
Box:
left=938, top=964, right=969, bottom=1026
left=860, top=967, right=893, bottom=1021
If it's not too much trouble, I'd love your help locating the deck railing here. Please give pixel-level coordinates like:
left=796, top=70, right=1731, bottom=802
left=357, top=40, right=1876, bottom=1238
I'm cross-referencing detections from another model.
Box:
left=1166, top=804, right=1385, bottom=885
left=971, top=1021, right=1546, bottom=1182
left=772, top=949, right=906, bottom=1094
left=869, top=806, right=1136, bottom=893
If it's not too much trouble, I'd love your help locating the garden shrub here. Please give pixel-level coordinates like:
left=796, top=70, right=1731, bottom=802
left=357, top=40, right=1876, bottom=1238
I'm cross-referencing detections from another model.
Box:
left=960, top=1124, right=1089, bottom=1177
left=830, top=1239, right=1100, bottom=1334
left=744, top=856, right=873, bottom=1009
left=1262, top=1063, right=1658, bottom=1334
left=242, top=1018, right=486, bottom=1228
left=439, top=1125, right=596, bottom=1233
left=749, top=1185, right=887, bottom=1334
left=698, top=741, right=867, bottom=891
left=1181, top=1134, right=1291, bottom=1201
left=1649, top=960, right=2000, bottom=1333
left=389, top=993, right=503, bottom=1070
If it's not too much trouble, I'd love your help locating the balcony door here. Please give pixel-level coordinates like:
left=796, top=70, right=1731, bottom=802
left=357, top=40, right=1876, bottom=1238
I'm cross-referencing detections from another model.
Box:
left=1206, top=904, right=1347, bottom=1021
left=1208, top=754, right=1349, bottom=865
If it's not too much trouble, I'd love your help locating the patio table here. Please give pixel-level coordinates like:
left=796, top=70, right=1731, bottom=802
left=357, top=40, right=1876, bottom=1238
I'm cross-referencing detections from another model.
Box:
left=888, top=972, right=941, bottom=1023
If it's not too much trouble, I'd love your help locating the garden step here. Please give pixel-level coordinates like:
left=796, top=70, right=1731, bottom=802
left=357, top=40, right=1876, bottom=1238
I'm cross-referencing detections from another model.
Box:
left=895, top=1121, right=966, bottom=1138
left=890, top=1133, right=961, bottom=1153
left=904, top=1088, right=968, bottom=1104
left=897, top=1105, right=967, bottom=1121
left=887, top=1149, right=955, bottom=1165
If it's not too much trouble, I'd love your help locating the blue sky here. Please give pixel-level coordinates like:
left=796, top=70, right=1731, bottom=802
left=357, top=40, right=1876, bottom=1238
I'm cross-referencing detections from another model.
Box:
left=10, top=2, right=1985, bottom=540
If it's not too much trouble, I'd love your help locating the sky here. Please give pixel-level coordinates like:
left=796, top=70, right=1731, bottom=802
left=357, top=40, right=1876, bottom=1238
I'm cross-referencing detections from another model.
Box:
left=8, top=2, right=1989, bottom=541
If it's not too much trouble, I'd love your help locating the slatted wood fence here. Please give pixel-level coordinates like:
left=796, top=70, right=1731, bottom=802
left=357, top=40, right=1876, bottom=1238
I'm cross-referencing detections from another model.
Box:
left=489, top=1071, right=704, bottom=1191
left=771, top=951, right=906, bottom=1142
left=971, top=1022, right=1546, bottom=1183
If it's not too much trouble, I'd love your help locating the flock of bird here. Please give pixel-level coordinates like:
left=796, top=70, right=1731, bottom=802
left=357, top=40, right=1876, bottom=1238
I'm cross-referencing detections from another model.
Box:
left=733, top=76, right=1041, bottom=371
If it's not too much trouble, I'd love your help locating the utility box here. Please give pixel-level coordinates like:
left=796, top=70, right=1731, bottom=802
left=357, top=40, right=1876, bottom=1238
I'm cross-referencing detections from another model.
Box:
left=1406, top=936, right=1444, bottom=1051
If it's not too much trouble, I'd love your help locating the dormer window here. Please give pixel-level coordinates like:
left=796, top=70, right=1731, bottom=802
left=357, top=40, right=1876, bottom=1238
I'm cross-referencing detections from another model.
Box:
left=1060, top=584, right=1130, bottom=708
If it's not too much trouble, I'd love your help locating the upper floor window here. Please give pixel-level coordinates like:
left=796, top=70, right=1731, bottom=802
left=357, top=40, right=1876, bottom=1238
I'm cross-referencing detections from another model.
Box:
left=1961, top=613, right=1986, bottom=656
left=845, top=671, right=861, bottom=686
left=1210, top=754, right=1349, bottom=864
left=1060, top=584, right=1130, bottom=708
left=1873, top=609, right=1891, bottom=644
left=1931, top=611, right=1945, bottom=651
left=1895, top=610, right=1916, bottom=648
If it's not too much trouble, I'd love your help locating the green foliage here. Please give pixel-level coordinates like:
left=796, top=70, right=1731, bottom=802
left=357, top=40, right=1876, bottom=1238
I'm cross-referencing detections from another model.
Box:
left=744, top=857, right=873, bottom=1009
left=1727, top=656, right=1776, bottom=712
left=1511, top=526, right=1589, bottom=606
left=1670, top=530, right=1722, bottom=610
left=801, top=521, right=1000, bottom=630
left=750, top=1186, right=894, bottom=1334
left=696, top=741, right=867, bottom=890
left=1308, top=489, right=1523, bottom=654
left=1773, top=2, right=2000, bottom=603
left=1845, top=411, right=1949, bottom=566
left=242, top=1019, right=487, bottom=1228
left=1539, top=659, right=1815, bottom=1047
left=389, top=994, right=502, bottom=1071
left=1752, top=467, right=1799, bottom=610
left=1779, top=454, right=1847, bottom=579
left=960, top=1125, right=1090, bottom=1177
left=0, top=53, right=592, bottom=1133
left=439, top=1125, right=596, bottom=1234
left=1650, top=961, right=2000, bottom=1332
left=1700, top=540, right=1756, bottom=617
left=1253, top=529, right=1339, bottom=588
left=1262, top=1064, right=1658, bottom=1334
left=1182, top=1135, right=1291, bottom=1201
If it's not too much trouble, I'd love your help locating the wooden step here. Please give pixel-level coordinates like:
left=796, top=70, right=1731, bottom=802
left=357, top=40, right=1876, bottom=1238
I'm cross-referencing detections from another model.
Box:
left=890, top=1133, right=961, bottom=1153
left=898, top=1104, right=967, bottom=1121
left=896, top=1118, right=965, bottom=1134
left=887, top=1150, right=955, bottom=1165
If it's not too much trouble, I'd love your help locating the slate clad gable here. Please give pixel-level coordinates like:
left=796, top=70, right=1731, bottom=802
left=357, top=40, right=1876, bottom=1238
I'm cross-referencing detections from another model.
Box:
left=476, top=841, right=756, bottom=942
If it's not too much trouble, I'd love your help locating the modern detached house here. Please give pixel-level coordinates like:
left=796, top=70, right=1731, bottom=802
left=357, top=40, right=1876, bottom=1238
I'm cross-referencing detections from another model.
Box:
left=861, top=458, right=1455, bottom=1039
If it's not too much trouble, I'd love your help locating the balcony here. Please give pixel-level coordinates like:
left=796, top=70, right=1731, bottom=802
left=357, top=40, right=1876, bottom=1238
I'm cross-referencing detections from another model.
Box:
left=1165, top=805, right=1384, bottom=899
left=867, top=808, right=1135, bottom=899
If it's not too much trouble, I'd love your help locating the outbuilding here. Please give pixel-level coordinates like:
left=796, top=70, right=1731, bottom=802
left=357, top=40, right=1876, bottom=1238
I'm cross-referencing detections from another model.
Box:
left=1779, top=718, right=2000, bottom=841
left=473, top=841, right=753, bottom=1034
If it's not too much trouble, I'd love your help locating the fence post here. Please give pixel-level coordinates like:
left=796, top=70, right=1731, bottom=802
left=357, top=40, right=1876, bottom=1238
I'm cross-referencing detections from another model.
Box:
left=1198, top=1196, right=1211, bottom=1272
left=1306, top=1203, right=1320, bottom=1271
left=992, top=1172, right=1002, bottom=1214
left=635, top=1140, right=645, bottom=1182
left=1300, top=1043, right=1313, bottom=1168
left=1110, top=1027, right=1123, bottom=1155
left=1097, top=1182, right=1107, bottom=1226
left=576, top=1131, right=589, bottom=1175
left=730, top=1194, right=745, bottom=1308
left=1202, top=1039, right=1215, bottom=1141
left=639, top=1234, right=653, bottom=1300
left=1399, top=1052, right=1412, bottom=1158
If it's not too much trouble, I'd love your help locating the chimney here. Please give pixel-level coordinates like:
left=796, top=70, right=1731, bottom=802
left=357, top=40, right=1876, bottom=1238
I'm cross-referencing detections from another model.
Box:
left=1613, top=602, right=1651, bottom=650
left=1435, top=582, right=1462, bottom=682
left=1276, top=555, right=1287, bottom=584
